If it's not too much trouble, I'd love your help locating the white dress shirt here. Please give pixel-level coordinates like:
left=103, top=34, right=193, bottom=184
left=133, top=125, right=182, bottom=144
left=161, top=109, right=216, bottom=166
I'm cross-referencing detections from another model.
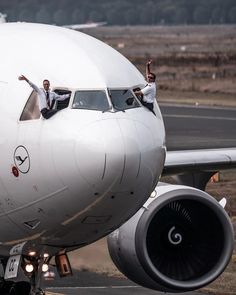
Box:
left=141, top=82, right=156, bottom=103
left=28, top=81, right=70, bottom=111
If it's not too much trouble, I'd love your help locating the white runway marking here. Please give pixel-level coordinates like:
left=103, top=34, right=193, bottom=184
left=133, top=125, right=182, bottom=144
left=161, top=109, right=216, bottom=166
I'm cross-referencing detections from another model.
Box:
left=160, top=103, right=236, bottom=111
left=163, top=114, right=236, bottom=121
left=47, top=285, right=139, bottom=290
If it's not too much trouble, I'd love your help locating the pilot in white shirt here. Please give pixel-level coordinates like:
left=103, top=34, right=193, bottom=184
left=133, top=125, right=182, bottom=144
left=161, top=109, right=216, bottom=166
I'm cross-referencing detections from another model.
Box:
left=18, top=75, right=70, bottom=119
left=134, top=60, right=156, bottom=115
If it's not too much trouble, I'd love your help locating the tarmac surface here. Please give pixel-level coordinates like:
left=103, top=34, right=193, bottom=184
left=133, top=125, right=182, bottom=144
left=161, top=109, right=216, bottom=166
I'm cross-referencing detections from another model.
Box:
left=43, top=269, right=205, bottom=295
left=160, top=103, right=236, bottom=150
left=42, top=103, right=236, bottom=295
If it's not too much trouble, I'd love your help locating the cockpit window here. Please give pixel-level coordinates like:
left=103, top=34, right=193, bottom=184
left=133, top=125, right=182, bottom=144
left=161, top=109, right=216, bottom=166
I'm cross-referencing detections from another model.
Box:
left=20, top=90, right=40, bottom=121
left=20, top=89, right=71, bottom=121
left=109, top=89, right=140, bottom=111
left=72, top=90, right=110, bottom=111
left=53, top=89, right=71, bottom=111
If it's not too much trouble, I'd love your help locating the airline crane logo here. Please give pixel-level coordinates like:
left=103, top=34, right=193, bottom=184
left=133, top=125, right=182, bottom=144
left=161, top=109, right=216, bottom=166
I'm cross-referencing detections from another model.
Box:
left=15, top=155, right=27, bottom=166
left=14, top=146, right=30, bottom=174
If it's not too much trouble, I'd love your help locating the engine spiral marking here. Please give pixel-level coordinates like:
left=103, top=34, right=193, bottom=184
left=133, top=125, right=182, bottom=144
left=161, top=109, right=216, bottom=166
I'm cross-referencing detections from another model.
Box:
left=168, top=226, right=182, bottom=245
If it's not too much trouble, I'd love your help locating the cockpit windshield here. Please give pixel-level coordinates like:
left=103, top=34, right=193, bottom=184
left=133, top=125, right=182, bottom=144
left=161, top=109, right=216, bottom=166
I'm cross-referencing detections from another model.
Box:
left=72, top=90, right=110, bottom=111
left=72, top=89, right=140, bottom=112
left=109, top=89, right=140, bottom=111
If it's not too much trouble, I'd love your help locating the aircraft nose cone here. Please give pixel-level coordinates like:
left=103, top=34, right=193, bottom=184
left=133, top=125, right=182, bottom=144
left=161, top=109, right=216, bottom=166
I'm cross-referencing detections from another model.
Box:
left=113, top=118, right=164, bottom=189
left=74, top=116, right=165, bottom=191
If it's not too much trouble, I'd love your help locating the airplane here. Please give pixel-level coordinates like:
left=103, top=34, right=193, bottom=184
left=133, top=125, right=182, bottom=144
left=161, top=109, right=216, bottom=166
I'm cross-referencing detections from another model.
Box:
left=0, top=22, right=235, bottom=295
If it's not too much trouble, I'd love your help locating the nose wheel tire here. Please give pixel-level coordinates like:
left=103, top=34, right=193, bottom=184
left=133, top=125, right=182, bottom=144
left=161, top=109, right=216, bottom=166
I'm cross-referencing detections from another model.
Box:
left=9, top=282, right=31, bottom=295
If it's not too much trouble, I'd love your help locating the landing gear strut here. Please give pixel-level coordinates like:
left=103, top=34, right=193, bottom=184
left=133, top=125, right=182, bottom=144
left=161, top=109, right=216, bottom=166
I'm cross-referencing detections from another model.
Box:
left=24, top=255, right=48, bottom=295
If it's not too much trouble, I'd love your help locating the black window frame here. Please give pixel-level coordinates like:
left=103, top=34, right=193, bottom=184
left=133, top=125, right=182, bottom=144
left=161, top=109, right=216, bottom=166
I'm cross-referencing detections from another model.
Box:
left=53, top=89, right=72, bottom=111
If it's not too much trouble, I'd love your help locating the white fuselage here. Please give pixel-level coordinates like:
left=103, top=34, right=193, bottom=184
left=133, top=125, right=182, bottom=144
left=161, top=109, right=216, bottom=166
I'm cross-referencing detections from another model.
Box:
left=0, top=23, right=166, bottom=256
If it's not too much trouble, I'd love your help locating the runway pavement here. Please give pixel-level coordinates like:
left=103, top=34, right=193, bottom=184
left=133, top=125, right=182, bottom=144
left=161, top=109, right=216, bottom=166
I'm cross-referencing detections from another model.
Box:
left=160, top=103, right=236, bottom=150
left=43, top=269, right=206, bottom=295
left=45, top=286, right=204, bottom=295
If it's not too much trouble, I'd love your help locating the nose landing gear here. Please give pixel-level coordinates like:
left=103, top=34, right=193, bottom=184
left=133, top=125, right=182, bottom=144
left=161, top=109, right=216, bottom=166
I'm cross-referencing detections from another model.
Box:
left=3, top=254, right=49, bottom=295
left=3, top=242, right=73, bottom=295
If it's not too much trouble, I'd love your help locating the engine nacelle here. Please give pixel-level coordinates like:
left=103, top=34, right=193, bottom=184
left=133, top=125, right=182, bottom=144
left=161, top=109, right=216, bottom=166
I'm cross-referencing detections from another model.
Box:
left=107, top=183, right=234, bottom=293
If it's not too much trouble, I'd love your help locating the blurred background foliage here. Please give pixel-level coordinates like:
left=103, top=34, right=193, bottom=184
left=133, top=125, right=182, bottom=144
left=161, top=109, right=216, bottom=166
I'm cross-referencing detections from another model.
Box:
left=1, top=0, right=236, bottom=25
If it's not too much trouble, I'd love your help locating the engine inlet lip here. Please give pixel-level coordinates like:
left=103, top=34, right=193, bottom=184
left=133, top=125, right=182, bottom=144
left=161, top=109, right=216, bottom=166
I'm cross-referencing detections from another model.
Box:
left=135, top=188, right=234, bottom=291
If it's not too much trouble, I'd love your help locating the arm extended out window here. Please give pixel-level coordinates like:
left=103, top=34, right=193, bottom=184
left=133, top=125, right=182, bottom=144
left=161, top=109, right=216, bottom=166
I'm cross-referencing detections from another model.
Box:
left=53, top=89, right=72, bottom=111
left=109, top=89, right=140, bottom=111
left=72, top=90, right=110, bottom=111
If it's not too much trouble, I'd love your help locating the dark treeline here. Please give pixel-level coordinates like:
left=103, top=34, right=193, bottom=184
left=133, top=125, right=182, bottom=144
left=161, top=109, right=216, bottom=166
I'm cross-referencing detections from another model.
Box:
left=1, top=0, right=236, bottom=25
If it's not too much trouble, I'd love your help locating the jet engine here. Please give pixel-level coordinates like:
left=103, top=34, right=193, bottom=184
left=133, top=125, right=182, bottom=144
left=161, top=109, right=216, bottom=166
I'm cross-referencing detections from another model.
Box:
left=107, top=183, right=234, bottom=293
